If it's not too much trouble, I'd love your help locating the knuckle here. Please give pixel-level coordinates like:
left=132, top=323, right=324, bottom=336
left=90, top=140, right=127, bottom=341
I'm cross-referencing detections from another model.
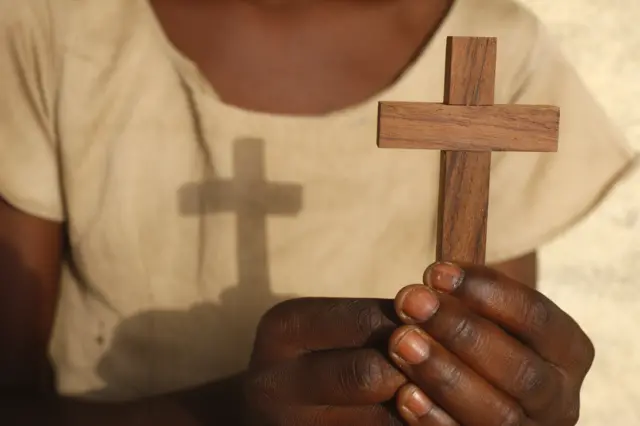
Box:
left=344, top=351, right=386, bottom=394
left=498, top=405, right=527, bottom=426
left=355, top=301, right=386, bottom=338
left=257, top=299, right=302, bottom=340
left=513, top=358, right=550, bottom=398
left=523, top=297, right=551, bottom=331
left=514, top=362, right=567, bottom=416
left=438, top=364, right=464, bottom=394
left=446, top=316, right=480, bottom=349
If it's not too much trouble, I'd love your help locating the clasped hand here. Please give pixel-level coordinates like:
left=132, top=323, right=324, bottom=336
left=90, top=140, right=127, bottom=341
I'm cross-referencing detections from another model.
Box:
left=243, top=263, right=594, bottom=426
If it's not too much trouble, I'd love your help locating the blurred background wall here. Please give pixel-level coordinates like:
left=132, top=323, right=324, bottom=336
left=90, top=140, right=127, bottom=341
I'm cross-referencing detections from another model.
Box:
left=518, top=0, right=640, bottom=423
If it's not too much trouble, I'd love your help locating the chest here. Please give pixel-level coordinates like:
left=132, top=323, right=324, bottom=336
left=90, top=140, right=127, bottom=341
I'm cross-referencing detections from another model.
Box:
left=54, top=0, right=448, bottom=308
left=55, top=90, right=442, bottom=307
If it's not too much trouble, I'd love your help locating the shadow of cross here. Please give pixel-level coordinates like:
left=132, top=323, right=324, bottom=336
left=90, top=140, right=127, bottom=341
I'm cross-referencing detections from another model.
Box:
left=180, top=138, right=303, bottom=298
left=377, top=37, right=560, bottom=265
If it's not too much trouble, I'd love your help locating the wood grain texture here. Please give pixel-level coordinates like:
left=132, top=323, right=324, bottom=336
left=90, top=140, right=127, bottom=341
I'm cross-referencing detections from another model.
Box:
left=437, top=151, right=491, bottom=264
left=378, top=103, right=560, bottom=152
left=437, top=37, right=497, bottom=264
left=444, top=37, right=497, bottom=105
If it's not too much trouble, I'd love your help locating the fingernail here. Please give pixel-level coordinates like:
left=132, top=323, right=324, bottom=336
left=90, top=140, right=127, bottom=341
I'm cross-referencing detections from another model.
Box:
left=393, top=328, right=430, bottom=364
left=402, top=385, right=434, bottom=418
left=424, top=262, right=464, bottom=293
left=401, top=287, right=440, bottom=323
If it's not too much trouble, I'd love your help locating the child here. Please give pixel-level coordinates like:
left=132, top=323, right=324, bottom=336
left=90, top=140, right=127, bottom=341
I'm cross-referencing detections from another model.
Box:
left=0, top=0, right=634, bottom=424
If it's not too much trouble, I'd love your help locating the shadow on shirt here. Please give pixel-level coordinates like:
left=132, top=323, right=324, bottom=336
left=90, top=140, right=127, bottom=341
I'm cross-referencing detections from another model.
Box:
left=87, top=137, right=302, bottom=400
left=87, top=291, right=292, bottom=401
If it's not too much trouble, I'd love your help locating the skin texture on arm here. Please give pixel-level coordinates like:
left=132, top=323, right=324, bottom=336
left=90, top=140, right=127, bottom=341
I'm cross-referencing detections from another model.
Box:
left=0, top=197, right=62, bottom=394
left=0, top=197, right=243, bottom=425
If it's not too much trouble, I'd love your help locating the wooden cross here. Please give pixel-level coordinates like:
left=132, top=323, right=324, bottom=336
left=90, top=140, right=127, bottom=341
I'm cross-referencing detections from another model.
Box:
left=377, top=37, right=560, bottom=264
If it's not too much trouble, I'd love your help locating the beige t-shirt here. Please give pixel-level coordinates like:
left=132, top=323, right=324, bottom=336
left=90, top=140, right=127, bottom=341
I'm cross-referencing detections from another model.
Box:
left=0, top=0, right=635, bottom=400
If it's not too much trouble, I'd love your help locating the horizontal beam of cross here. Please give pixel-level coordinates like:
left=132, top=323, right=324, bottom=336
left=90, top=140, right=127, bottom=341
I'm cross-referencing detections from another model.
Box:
left=377, top=102, right=560, bottom=152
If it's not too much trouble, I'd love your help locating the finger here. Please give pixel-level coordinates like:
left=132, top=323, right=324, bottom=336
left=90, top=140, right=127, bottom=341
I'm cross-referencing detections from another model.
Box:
left=396, top=285, right=564, bottom=417
left=252, top=298, right=399, bottom=365
left=246, top=348, right=407, bottom=407
left=272, top=405, right=405, bottom=426
left=423, top=262, right=595, bottom=374
left=389, top=326, right=533, bottom=426
left=396, top=384, right=459, bottom=426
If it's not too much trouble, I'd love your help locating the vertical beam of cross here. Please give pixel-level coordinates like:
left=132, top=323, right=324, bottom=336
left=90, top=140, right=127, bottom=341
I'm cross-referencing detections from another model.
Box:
left=377, top=37, right=560, bottom=265
left=438, top=37, right=495, bottom=264
left=227, top=139, right=302, bottom=288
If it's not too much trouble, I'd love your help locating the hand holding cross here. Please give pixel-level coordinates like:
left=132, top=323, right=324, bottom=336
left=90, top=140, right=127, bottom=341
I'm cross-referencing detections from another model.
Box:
left=377, top=37, right=560, bottom=264
left=239, top=38, right=584, bottom=426
left=239, top=40, right=589, bottom=424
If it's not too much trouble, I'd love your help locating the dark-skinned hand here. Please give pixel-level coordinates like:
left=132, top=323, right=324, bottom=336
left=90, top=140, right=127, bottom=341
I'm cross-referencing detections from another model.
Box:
left=389, top=262, right=595, bottom=426
left=242, top=262, right=594, bottom=426
left=243, top=296, right=408, bottom=425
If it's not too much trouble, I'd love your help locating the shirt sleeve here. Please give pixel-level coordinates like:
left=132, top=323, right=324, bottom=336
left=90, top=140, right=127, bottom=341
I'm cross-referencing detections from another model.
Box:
left=0, top=0, right=64, bottom=221
left=485, top=19, right=638, bottom=264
